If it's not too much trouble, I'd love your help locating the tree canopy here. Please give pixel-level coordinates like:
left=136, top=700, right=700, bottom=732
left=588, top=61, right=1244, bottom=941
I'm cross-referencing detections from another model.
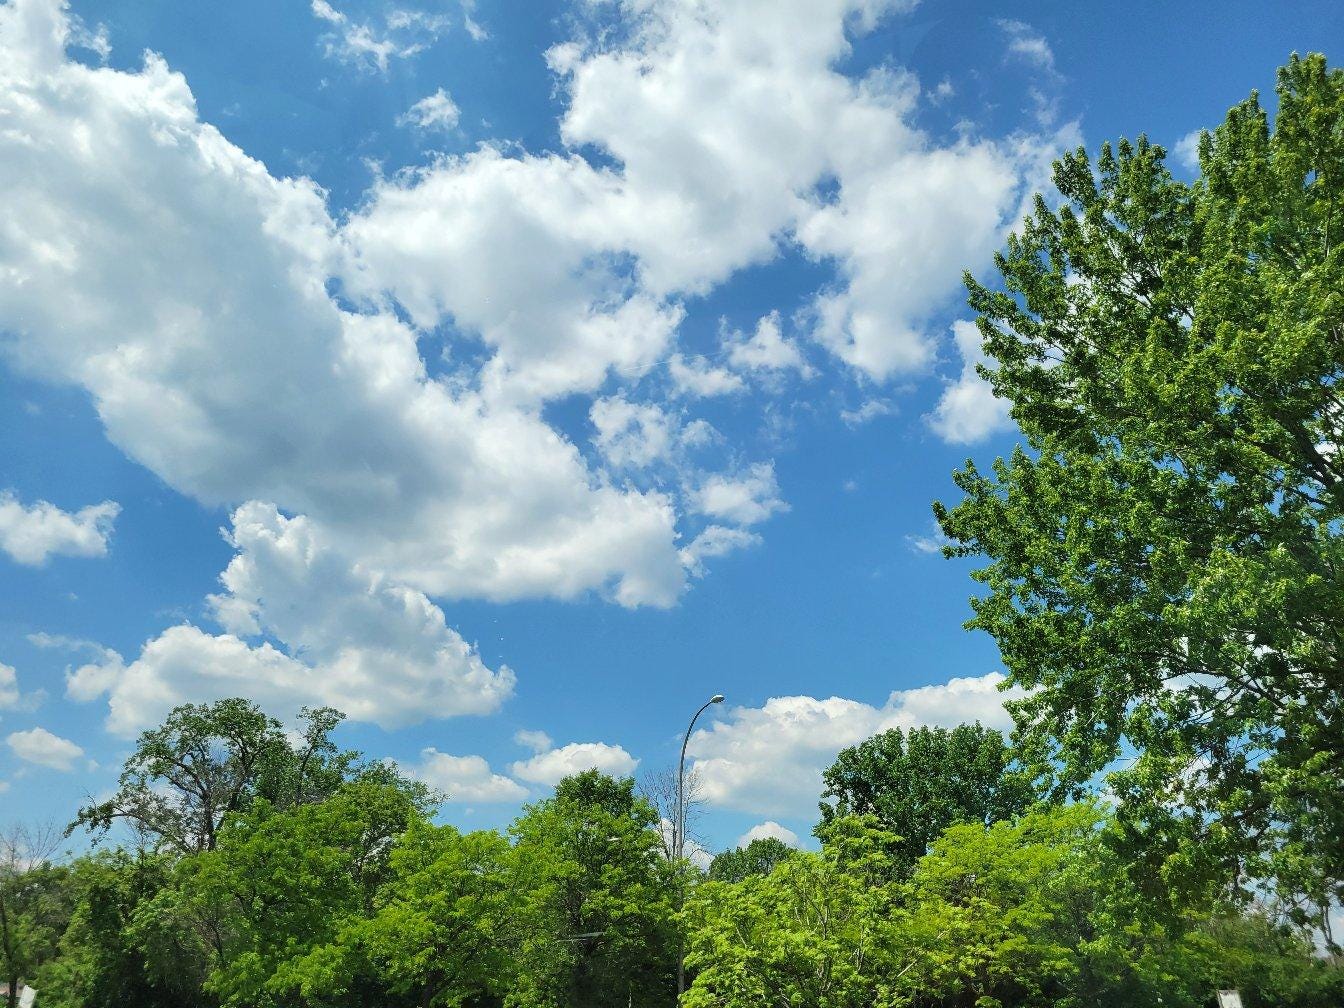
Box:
left=818, top=723, right=1034, bottom=873
left=706, top=837, right=797, bottom=884
left=937, top=52, right=1344, bottom=931
left=2, top=694, right=1336, bottom=1008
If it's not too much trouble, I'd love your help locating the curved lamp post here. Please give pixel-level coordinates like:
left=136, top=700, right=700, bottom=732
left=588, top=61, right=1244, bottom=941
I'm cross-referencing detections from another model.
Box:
left=676, top=693, right=723, bottom=1000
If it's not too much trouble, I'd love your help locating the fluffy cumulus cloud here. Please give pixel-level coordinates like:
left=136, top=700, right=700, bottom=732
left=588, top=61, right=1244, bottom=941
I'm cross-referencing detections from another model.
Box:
left=691, top=463, right=787, bottom=527
left=0, top=0, right=689, bottom=613
left=687, top=672, right=1021, bottom=818
left=1173, top=129, right=1203, bottom=173
left=513, top=728, right=553, bottom=753
left=737, top=820, right=802, bottom=849
left=997, top=18, right=1057, bottom=74
left=679, top=525, right=761, bottom=578
left=590, top=396, right=676, bottom=470
left=0, top=0, right=1073, bottom=734
left=927, top=320, right=1014, bottom=444
left=66, top=503, right=514, bottom=737
left=549, top=0, right=1070, bottom=380
left=725, top=313, right=814, bottom=378
left=0, top=492, right=119, bottom=566
left=667, top=354, right=746, bottom=399
left=401, top=747, right=527, bottom=803
left=510, top=741, right=639, bottom=786
left=0, top=663, right=20, bottom=709
left=399, top=87, right=460, bottom=132
left=7, top=726, right=84, bottom=771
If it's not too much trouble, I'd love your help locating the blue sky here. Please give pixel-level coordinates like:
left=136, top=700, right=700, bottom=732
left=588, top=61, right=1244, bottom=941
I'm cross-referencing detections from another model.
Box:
left=0, top=0, right=1339, bottom=856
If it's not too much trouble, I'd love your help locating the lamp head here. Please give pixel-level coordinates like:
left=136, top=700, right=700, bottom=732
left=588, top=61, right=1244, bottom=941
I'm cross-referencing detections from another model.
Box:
left=711, top=694, right=724, bottom=704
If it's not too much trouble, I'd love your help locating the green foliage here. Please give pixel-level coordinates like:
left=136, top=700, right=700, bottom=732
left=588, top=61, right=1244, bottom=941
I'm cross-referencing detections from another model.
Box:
left=70, top=700, right=362, bottom=854
left=690, top=801, right=1344, bottom=1008
left=706, top=837, right=796, bottom=883
left=0, top=856, right=75, bottom=1008
left=34, top=850, right=206, bottom=1008
left=937, top=52, right=1344, bottom=925
left=16, top=696, right=1344, bottom=1007
left=338, top=823, right=515, bottom=1007
left=506, top=770, right=678, bottom=1008
left=890, top=803, right=1138, bottom=1008
left=818, top=723, right=1035, bottom=873
left=187, top=776, right=429, bottom=1007
left=683, top=838, right=900, bottom=1008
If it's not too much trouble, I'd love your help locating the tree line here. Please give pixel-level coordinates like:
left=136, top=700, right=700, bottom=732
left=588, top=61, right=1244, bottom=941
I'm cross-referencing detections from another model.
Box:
left=1, top=703, right=1340, bottom=1008
left=4, top=48, right=1344, bottom=1008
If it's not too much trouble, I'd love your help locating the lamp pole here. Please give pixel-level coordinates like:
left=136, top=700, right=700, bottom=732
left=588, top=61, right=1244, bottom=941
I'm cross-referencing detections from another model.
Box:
left=676, top=693, right=723, bottom=1001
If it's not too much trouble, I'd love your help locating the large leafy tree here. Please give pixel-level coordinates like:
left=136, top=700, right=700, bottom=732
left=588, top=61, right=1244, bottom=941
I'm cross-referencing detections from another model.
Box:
left=817, top=723, right=1033, bottom=873
left=187, top=776, right=431, bottom=1007
left=706, top=837, right=797, bottom=884
left=70, top=700, right=357, bottom=854
left=0, top=827, right=73, bottom=1008
left=336, top=823, right=516, bottom=1008
left=683, top=840, right=899, bottom=1008
left=34, top=850, right=209, bottom=1008
left=936, top=53, right=1344, bottom=931
left=507, top=771, right=678, bottom=1008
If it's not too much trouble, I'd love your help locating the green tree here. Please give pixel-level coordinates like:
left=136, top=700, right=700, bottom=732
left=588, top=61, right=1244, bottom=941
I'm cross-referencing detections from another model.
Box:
left=0, top=826, right=73, bottom=1008
left=187, top=776, right=430, bottom=1007
left=34, top=850, right=208, bottom=1008
left=891, top=804, right=1344, bottom=1008
left=507, top=771, right=677, bottom=1008
left=936, top=53, right=1344, bottom=930
left=71, top=700, right=357, bottom=854
left=818, top=724, right=1034, bottom=874
left=706, top=837, right=797, bottom=884
left=889, top=803, right=1125, bottom=1008
left=683, top=817, right=905, bottom=1008
left=323, top=824, right=515, bottom=1008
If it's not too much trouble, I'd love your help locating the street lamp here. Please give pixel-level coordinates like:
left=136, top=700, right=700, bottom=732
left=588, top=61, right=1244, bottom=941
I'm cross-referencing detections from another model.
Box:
left=676, top=693, right=723, bottom=1000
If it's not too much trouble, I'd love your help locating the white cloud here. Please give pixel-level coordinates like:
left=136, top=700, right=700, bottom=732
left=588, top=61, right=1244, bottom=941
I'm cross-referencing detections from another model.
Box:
left=310, top=1, right=449, bottom=73
left=68, top=503, right=514, bottom=737
left=7, top=726, right=83, bottom=771
left=459, top=0, right=486, bottom=42
left=839, top=399, right=893, bottom=428
left=513, top=728, right=552, bottom=753
left=927, top=320, right=1013, bottom=444
left=1173, top=129, right=1202, bottom=173
left=0, top=0, right=1079, bottom=732
left=550, top=0, right=1071, bottom=381
left=399, top=87, right=460, bottom=132
left=591, top=396, right=675, bottom=470
left=667, top=354, right=746, bottom=398
left=401, top=747, right=527, bottom=802
left=998, top=19, right=1057, bottom=74
left=0, top=7, right=685, bottom=610
left=0, top=493, right=119, bottom=566
left=996, top=20, right=1063, bottom=126
left=0, top=663, right=20, bottom=710
left=687, top=672, right=1020, bottom=818
left=905, top=526, right=952, bottom=555
left=691, top=463, right=787, bottom=527
left=343, top=147, right=686, bottom=406
left=737, top=820, right=802, bottom=849
left=725, top=312, right=813, bottom=378
left=66, top=11, right=108, bottom=60
left=510, top=741, right=638, bottom=786
left=679, top=525, right=761, bottom=578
